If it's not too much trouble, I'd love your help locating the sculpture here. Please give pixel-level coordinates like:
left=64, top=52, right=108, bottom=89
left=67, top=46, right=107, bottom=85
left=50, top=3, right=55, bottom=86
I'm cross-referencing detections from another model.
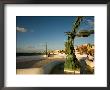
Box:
left=64, top=16, right=83, bottom=73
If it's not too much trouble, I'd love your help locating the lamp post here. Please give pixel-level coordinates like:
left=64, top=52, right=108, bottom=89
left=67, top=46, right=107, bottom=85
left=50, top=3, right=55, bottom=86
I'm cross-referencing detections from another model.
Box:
left=45, top=42, right=48, bottom=57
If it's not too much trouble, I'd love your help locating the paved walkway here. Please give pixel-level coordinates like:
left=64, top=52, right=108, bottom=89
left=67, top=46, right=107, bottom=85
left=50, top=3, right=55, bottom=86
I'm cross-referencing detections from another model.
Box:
left=16, top=58, right=65, bottom=74
left=16, top=57, right=65, bottom=69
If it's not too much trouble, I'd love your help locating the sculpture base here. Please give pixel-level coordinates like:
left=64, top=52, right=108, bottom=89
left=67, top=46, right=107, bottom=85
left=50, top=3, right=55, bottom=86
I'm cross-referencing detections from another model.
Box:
left=64, top=69, right=80, bottom=74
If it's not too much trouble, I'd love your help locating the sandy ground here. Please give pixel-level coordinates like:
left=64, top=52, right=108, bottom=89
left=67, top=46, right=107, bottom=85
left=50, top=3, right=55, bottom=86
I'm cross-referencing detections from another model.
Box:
left=16, top=68, right=44, bottom=74
left=16, top=53, right=94, bottom=74
left=17, top=57, right=65, bottom=68
left=16, top=57, right=65, bottom=74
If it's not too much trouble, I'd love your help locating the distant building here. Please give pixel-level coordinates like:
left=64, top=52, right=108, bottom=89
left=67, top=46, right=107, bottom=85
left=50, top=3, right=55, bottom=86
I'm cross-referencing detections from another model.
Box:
left=54, top=50, right=60, bottom=54
left=49, top=49, right=65, bottom=55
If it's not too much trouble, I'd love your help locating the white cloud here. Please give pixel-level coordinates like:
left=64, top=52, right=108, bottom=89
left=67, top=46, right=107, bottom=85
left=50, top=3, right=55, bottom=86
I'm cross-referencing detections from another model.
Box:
left=16, top=27, right=27, bottom=32
left=86, top=19, right=94, bottom=26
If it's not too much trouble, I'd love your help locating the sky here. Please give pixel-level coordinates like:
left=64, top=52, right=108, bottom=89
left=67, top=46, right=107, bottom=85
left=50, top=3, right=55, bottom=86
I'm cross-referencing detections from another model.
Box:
left=16, top=16, right=94, bottom=53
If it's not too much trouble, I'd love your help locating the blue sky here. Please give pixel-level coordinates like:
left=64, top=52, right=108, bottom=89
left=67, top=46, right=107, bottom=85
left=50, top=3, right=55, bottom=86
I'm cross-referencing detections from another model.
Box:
left=16, top=16, right=94, bottom=53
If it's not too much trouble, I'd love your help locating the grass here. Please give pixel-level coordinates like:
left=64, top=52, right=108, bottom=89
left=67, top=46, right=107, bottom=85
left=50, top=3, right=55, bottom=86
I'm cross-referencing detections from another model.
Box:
left=16, top=53, right=45, bottom=56
left=16, top=60, right=41, bottom=69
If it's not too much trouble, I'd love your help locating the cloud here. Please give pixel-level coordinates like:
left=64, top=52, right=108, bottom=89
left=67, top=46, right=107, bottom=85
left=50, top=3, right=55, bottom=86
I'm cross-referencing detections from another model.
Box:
left=16, top=27, right=27, bottom=32
left=86, top=19, right=94, bottom=26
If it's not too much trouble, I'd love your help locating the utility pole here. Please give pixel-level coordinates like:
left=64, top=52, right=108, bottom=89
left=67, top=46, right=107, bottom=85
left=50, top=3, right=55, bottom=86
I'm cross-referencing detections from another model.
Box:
left=46, top=42, right=47, bottom=57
